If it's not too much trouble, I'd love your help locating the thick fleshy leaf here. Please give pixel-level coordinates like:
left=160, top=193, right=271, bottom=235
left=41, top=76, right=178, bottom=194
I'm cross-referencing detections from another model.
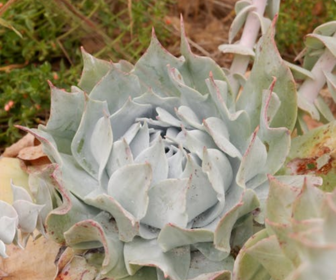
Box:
left=79, top=48, right=112, bottom=93
left=246, top=235, right=294, bottom=279
left=233, top=229, right=271, bottom=280
left=188, top=251, right=233, bottom=280
left=106, top=139, right=134, bottom=177
left=64, top=212, right=128, bottom=278
left=108, top=163, right=151, bottom=219
left=124, top=238, right=190, bottom=280
left=90, top=65, right=143, bottom=115
left=179, top=19, right=230, bottom=94
left=236, top=18, right=297, bottom=131
left=133, top=29, right=184, bottom=97
left=134, top=138, right=168, bottom=185
left=141, top=178, right=190, bottom=229
left=71, top=98, right=112, bottom=179
left=0, top=201, right=18, bottom=244
left=110, top=98, right=152, bottom=140
left=182, top=155, right=218, bottom=223
left=214, top=190, right=259, bottom=254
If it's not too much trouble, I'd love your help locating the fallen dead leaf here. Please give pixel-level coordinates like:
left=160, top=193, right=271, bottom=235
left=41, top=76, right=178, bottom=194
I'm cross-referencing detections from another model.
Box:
left=2, top=134, right=35, bottom=158
left=0, top=236, right=61, bottom=280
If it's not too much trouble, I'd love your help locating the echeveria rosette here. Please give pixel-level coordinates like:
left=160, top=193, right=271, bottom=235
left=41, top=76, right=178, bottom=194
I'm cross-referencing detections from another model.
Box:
left=233, top=175, right=336, bottom=280
left=0, top=180, right=45, bottom=258
left=19, top=20, right=296, bottom=280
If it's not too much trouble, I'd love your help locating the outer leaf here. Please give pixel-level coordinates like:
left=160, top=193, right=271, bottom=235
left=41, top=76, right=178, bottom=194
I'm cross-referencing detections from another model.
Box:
left=236, top=18, right=297, bottom=131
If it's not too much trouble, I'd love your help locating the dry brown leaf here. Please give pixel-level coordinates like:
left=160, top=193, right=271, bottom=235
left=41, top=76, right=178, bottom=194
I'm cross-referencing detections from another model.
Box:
left=18, top=145, right=46, bottom=161
left=2, top=134, right=35, bottom=158
left=0, top=236, right=61, bottom=280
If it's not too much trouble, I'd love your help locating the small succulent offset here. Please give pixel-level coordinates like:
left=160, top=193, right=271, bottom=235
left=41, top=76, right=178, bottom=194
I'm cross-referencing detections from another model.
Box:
left=5, top=17, right=297, bottom=279
left=233, top=175, right=336, bottom=280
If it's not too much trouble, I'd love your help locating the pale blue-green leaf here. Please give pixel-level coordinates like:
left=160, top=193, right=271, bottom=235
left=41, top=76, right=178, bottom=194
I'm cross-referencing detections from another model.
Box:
left=158, top=224, right=213, bottom=252
left=71, top=98, right=110, bottom=178
left=167, top=147, right=186, bottom=178
left=218, top=44, right=255, bottom=56
left=138, top=224, right=160, bottom=240
left=90, top=65, right=143, bottom=115
left=141, top=178, right=189, bottom=229
left=251, top=12, right=272, bottom=35
left=297, top=93, right=320, bottom=120
left=124, top=237, right=190, bottom=280
left=133, top=30, right=184, bottom=97
left=284, top=60, right=315, bottom=80
left=203, top=117, right=242, bottom=159
left=176, top=106, right=203, bottom=130
left=188, top=251, right=233, bottom=280
left=180, top=21, right=230, bottom=94
left=11, top=182, right=32, bottom=202
left=233, top=229, right=271, bottom=280
left=59, top=154, right=101, bottom=198
left=45, top=85, right=85, bottom=147
left=106, top=139, right=133, bottom=177
left=214, top=190, right=259, bottom=253
left=236, top=19, right=297, bottom=131
left=229, top=4, right=256, bottom=43
left=314, top=21, right=336, bottom=36
left=90, top=114, right=113, bottom=181
left=169, top=67, right=219, bottom=120
left=266, top=175, right=302, bottom=225
left=183, top=129, right=217, bottom=159
left=108, top=163, right=151, bottom=219
left=0, top=201, right=18, bottom=244
left=265, top=0, right=280, bottom=19
left=110, top=99, right=152, bottom=140
left=134, top=138, right=168, bottom=185
left=129, top=122, right=150, bottom=159
left=202, top=148, right=233, bottom=195
left=236, top=129, right=267, bottom=187
left=79, top=48, right=112, bottom=93
left=323, top=193, right=336, bottom=243
left=182, top=155, right=218, bottom=222
left=315, top=95, right=335, bottom=122
left=64, top=212, right=128, bottom=278
left=258, top=90, right=291, bottom=176
left=205, top=77, right=251, bottom=152
left=324, top=71, right=336, bottom=102
left=230, top=213, right=254, bottom=249
left=0, top=240, right=7, bottom=258
left=292, top=183, right=325, bottom=221
left=235, top=0, right=251, bottom=14
left=194, top=242, right=228, bottom=261
left=134, top=90, right=181, bottom=116
left=246, top=235, right=294, bottom=280
left=84, top=193, right=139, bottom=242
left=156, top=107, right=183, bottom=127
left=305, top=34, right=336, bottom=56
left=115, top=59, right=134, bottom=73
left=192, top=148, right=233, bottom=228
left=122, top=267, right=157, bottom=280
left=46, top=170, right=100, bottom=244
left=12, top=200, right=43, bottom=233
left=122, top=123, right=141, bottom=144
left=233, top=73, right=247, bottom=88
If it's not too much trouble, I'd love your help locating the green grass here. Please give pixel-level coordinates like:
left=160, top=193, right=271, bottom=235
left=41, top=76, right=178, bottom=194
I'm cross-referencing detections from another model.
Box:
left=0, top=0, right=174, bottom=150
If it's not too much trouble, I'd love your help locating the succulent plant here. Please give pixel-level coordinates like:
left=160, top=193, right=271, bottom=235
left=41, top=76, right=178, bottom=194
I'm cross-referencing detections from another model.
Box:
left=7, top=17, right=299, bottom=279
left=233, top=174, right=336, bottom=280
